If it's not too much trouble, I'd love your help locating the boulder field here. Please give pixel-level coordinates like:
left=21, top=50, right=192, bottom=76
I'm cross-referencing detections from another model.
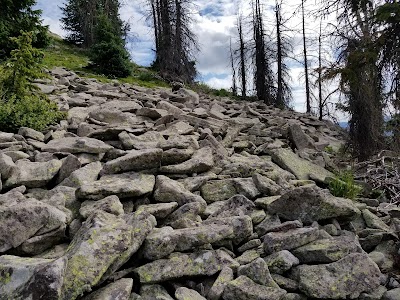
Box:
left=0, top=67, right=399, bottom=300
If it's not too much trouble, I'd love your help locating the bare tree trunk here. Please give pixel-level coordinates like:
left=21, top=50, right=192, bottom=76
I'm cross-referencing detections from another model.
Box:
left=238, top=14, right=247, bottom=99
left=230, top=38, right=237, bottom=96
left=318, top=21, right=323, bottom=120
left=302, top=0, right=311, bottom=113
left=276, top=0, right=283, bottom=107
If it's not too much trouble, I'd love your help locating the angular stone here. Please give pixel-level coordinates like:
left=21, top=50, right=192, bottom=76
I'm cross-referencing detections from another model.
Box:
left=79, top=195, right=124, bottom=219
left=233, top=178, right=261, bottom=199
left=140, top=284, right=174, bottom=300
left=292, top=234, right=362, bottom=264
left=59, top=161, right=102, bottom=188
left=222, top=276, right=287, bottom=300
left=252, top=173, right=282, bottom=196
left=42, top=137, right=113, bottom=154
left=136, top=107, right=168, bottom=119
left=200, top=179, right=237, bottom=203
left=255, top=213, right=281, bottom=237
left=203, top=216, right=253, bottom=245
left=0, top=255, right=67, bottom=300
left=159, top=146, right=214, bottom=174
left=267, top=184, right=360, bottom=224
left=263, top=250, right=300, bottom=274
left=154, top=175, right=205, bottom=206
left=288, top=124, right=315, bottom=151
left=134, top=250, right=239, bottom=283
left=161, top=148, right=194, bottom=165
left=61, top=211, right=155, bottom=299
left=269, top=148, right=333, bottom=182
left=0, top=152, right=16, bottom=179
left=163, top=201, right=206, bottom=228
left=136, top=202, right=178, bottom=219
left=382, top=288, right=400, bottom=300
left=208, top=195, right=256, bottom=219
left=160, top=121, right=194, bottom=136
left=264, top=227, right=320, bottom=254
left=82, top=278, right=133, bottom=300
left=238, top=258, right=278, bottom=287
left=362, top=209, right=392, bottom=232
left=4, top=159, right=62, bottom=188
left=294, top=253, right=382, bottom=299
left=208, top=267, right=234, bottom=300
left=57, top=154, right=81, bottom=184
left=175, top=287, right=207, bottom=300
left=77, top=172, right=155, bottom=200
left=119, top=131, right=166, bottom=150
left=18, top=127, right=45, bottom=141
left=100, top=99, right=142, bottom=112
left=101, top=148, right=162, bottom=174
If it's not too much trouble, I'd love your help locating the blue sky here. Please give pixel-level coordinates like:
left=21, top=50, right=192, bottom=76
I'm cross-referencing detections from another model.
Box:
left=34, top=0, right=346, bottom=120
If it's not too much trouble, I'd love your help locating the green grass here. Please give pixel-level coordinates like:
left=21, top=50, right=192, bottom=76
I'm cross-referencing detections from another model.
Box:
left=42, top=34, right=168, bottom=88
left=328, top=171, right=363, bottom=200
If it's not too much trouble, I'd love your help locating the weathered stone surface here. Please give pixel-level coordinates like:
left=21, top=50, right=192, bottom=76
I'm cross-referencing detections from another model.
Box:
left=222, top=276, right=287, bottom=300
left=119, top=131, right=166, bottom=150
left=264, top=250, right=300, bottom=274
left=363, top=209, right=392, bottom=232
left=175, top=287, right=207, bottom=300
left=59, top=161, right=102, bottom=188
left=288, top=124, right=315, bottom=151
left=0, top=152, right=16, bottom=179
left=382, top=288, right=400, bottom=300
left=200, top=179, right=237, bottom=203
left=42, top=137, right=113, bottom=154
left=292, top=234, right=362, bottom=264
left=154, top=175, right=205, bottom=206
left=79, top=195, right=124, bottom=218
left=252, top=173, right=282, bottom=196
left=61, top=211, right=155, bottom=299
left=208, top=195, right=256, bottom=219
left=0, top=255, right=67, bottom=300
left=208, top=267, right=234, bottom=300
left=294, top=253, right=382, bottom=299
left=4, top=159, right=62, bottom=188
left=203, top=216, right=253, bottom=244
left=238, top=258, right=278, bottom=287
left=267, top=184, right=360, bottom=224
left=82, top=278, right=133, bottom=300
left=269, top=148, right=333, bottom=181
left=263, top=227, right=320, bottom=254
left=101, top=148, right=163, bottom=174
left=140, top=284, right=174, bottom=300
left=159, top=146, right=214, bottom=174
left=136, top=202, right=178, bottom=219
left=77, top=172, right=155, bottom=200
left=134, top=250, right=239, bottom=283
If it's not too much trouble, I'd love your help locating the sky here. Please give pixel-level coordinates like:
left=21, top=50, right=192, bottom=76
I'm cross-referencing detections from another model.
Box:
left=34, top=0, right=347, bottom=121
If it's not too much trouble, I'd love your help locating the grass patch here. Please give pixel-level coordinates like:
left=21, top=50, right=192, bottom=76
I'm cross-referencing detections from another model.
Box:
left=328, top=171, right=363, bottom=200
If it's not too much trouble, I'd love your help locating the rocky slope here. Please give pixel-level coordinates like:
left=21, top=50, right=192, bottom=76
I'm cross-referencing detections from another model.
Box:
left=0, top=67, right=399, bottom=300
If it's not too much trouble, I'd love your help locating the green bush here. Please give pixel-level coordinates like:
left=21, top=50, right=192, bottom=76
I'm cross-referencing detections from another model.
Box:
left=328, top=171, right=362, bottom=200
left=0, top=31, right=66, bottom=132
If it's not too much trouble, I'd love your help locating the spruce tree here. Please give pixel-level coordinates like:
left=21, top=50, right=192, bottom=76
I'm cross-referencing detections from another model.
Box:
left=0, top=0, right=49, bottom=59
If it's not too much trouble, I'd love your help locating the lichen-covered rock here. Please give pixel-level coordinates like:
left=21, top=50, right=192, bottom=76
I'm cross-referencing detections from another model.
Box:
left=203, top=216, right=253, bottom=244
left=136, top=202, right=178, bottom=219
left=154, top=175, right=205, bottom=206
left=0, top=255, right=67, bottom=300
left=82, top=278, right=133, bottom=300
left=140, top=284, right=174, bottom=300
left=79, top=195, right=124, bottom=218
left=208, top=195, right=256, bottom=219
left=59, top=161, right=102, bottom=188
left=42, top=137, right=113, bottom=154
left=134, top=250, right=239, bottom=283
left=238, top=258, right=278, bottom=287
left=294, top=253, right=382, bottom=299
left=4, top=159, right=62, bottom=188
left=159, top=146, right=214, bottom=174
left=208, top=267, right=234, bottom=300
left=175, top=287, right=207, bottom=300
left=77, top=172, right=155, bottom=200
left=101, top=148, right=163, bottom=174
left=119, top=131, right=166, bottom=150
left=222, top=276, right=287, bottom=300
left=200, top=179, right=237, bottom=203
left=264, top=227, right=320, bottom=254
left=263, top=250, right=300, bottom=274
left=61, top=211, right=155, bottom=299
left=292, top=234, right=362, bottom=264
left=267, top=184, right=360, bottom=224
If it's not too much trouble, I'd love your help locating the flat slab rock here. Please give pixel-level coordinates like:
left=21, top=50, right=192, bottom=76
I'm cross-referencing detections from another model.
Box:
left=294, top=253, right=382, bottom=299
left=134, top=250, right=239, bottom=283
left=42, top=137, right=113, bottom=154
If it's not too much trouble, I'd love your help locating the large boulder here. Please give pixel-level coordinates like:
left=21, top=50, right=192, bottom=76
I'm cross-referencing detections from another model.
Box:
left=42, top=137, right=113, bottom=154
left=267, top=184, right=360, bottom=224
left=293, top=253, right=382, bottom=299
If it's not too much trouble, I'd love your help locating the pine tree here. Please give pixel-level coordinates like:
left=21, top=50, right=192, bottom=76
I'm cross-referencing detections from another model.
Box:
left=0, top=0, right=49, bottom=59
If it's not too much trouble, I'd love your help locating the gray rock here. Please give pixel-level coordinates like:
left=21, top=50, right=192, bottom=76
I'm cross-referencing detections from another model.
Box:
left=238, top=258, right=278, bottom=287
left=175, top=287, right=207, bottom=300
left=263, top=250, right=300, bottom=274
left=200, top=179, right=237, bottom=203
left=162, top=148, right=194, bottom=165
left=134, top=250, right=239, bottom=283
left=0, top=255, right=67, bottom=300
left=269, top=148, right=333, bottom=182
left=140, top=284, right=174, bottom=300
left=163, top=201, right=206, bottom=228
left=119, top=131, right=166, bottom=150
left=362, top=209, right=392, bottom=232
left=154, top=175, right=205, bottom=206
left=292, top=234, right=362, bottom=263
left=79, top=195, right=124, bottom=218
left=208, top=267, right=234, bottom=300
left=159, top=146, right=214, bottom=174
left=136, top=202, right=178, bottom=219
left=232, top=178, right=261, bottom=199
left=267, top=184, right=360, bottom=224
left=222, top=276, right=287, bottom=300
left=382, top=288, right=400, bottom=300
left=0, top=152, right=16, bottom=179
left=77, top=172, right=155, bottom=200
left=18, top=127, right=45, bottom=141
left=42, top=137, right=113, bottom=154
left=294, top=253, right=382, bottom=299
left=57, top=154, right=82, bottom=184
left=83, top=278, right=133, bottom=300
left=208, top=195, right=256, bottom=219
left=288, top=124, right=315, bottom=151
left=137, top=107, right=168, bottom=119
left=101, top=148, right=162, bottom=174
left=61, top=211, right=155, bottom=299
left=203, top=216, right=253, bottom=245
left=100, top=99, right=142, bottom=112
left=4, top=159, right=62, bottom=188
left=59, top=161, right=102, bottom=188
left=252, top=173, right=282, bottom=196
left=263, top=227, right=320, bottom=254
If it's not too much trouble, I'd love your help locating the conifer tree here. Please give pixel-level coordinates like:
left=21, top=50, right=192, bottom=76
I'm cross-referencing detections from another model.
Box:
left=0, top=0, right=49, bottom=59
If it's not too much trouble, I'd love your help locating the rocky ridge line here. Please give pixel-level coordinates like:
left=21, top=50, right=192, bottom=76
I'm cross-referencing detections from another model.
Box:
left=0, top=67, right=399, bottom=300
